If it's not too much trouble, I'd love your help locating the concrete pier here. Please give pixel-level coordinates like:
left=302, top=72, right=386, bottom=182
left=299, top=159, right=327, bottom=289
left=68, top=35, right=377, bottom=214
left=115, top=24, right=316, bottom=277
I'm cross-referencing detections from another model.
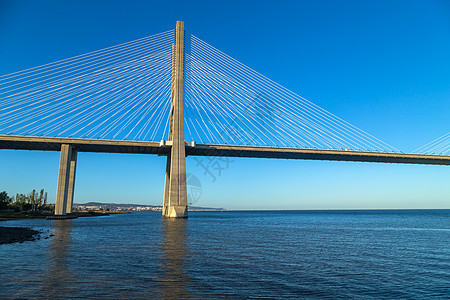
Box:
left=163, top=21, right=188, bottom=218
left=55, top=145, right=77, bottom=216
left=66, top=150, right=77, bottom=214
left=55, top=144, right=72, bottom=215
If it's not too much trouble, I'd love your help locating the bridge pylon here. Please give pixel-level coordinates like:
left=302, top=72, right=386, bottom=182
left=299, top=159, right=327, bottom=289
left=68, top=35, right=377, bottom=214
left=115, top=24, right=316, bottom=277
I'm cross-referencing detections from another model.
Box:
left=162, top=21, right=188, bottom=218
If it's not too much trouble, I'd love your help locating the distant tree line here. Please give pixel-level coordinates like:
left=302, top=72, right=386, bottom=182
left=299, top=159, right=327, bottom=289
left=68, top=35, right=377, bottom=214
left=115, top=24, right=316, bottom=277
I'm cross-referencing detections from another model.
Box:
left=0, top=189, right=53, bottom=212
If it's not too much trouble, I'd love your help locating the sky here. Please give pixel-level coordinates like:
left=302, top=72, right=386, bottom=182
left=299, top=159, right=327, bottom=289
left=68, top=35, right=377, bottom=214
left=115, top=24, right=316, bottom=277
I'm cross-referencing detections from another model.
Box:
left=0, top=0, right=449, bottom=209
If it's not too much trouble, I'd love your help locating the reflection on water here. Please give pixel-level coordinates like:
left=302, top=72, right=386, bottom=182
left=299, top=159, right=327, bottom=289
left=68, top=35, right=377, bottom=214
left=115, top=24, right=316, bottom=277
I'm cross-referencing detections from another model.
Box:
left=159, top=218, right=192, bottom=298
left=40, top=220, right=74, bottom=298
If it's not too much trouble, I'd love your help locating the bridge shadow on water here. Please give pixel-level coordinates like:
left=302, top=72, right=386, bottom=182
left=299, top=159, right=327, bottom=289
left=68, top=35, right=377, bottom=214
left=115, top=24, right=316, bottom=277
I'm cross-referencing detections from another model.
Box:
left=159, top=218, right=193, bottom=299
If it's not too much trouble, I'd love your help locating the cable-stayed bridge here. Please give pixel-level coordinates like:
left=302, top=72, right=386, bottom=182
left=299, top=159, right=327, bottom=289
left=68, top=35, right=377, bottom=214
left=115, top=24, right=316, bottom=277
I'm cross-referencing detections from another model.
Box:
left=0, top=21, right=449, bottom=218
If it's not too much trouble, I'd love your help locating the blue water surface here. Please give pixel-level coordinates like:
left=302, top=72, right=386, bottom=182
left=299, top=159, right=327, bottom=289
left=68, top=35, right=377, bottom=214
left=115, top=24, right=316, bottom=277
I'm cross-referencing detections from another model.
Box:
left=1, top=210, right=449, bottom=299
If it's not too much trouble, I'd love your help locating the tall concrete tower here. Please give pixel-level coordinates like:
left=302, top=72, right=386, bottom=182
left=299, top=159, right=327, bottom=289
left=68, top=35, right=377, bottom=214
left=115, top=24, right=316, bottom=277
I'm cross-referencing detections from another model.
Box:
left=162, top=21, right=188, bottom=218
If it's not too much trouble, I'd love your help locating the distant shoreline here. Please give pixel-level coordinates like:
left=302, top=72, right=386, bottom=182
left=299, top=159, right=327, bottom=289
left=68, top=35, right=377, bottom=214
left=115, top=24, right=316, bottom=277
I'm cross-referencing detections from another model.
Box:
left=73, top=202, right=228, bottom=212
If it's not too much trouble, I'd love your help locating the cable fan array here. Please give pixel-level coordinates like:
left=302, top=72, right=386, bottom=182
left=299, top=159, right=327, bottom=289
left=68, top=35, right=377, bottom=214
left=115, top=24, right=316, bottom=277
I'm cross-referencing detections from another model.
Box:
left=413, top=132, right=450, bottom=156
left=1, top=27, right=403, bottom=153
left=0, top=30, right=174, bottom=141
left=183, top=33, right=399, bottom=153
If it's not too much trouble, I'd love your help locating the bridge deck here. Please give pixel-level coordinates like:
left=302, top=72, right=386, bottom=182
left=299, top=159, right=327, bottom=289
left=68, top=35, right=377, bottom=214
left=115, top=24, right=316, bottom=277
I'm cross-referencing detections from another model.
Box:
left=1, top=135, right=449, bottom=165
left=0, top=135, right=165, bottom=155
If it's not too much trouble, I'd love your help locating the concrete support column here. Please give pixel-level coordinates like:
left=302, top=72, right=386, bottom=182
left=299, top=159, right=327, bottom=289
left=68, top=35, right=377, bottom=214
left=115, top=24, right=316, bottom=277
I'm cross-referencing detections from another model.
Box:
left=163, top=152, right=171, bottom=207
left=65, top=150, right=77, bottom=214
left=55, top=144, right=72, bottom=215
left=163, top=21, right=187, bottom=218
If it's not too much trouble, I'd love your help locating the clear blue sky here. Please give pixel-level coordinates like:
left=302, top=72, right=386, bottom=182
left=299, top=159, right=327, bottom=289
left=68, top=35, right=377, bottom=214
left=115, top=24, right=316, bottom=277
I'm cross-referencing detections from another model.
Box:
left=0, top=0, right=449, bottom=209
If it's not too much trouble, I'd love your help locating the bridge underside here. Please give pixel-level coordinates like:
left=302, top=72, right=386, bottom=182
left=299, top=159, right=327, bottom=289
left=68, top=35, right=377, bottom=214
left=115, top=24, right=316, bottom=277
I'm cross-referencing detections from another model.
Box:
left=1, top=135, right=450, bottom=165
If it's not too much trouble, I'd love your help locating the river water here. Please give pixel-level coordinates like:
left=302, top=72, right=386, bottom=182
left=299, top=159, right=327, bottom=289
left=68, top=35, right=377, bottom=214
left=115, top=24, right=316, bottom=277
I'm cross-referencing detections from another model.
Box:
left=1, top=210, right=449, bottom=299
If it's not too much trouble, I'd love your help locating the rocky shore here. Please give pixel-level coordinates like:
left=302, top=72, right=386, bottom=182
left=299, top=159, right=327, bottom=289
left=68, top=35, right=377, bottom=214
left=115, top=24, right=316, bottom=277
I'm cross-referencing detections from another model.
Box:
left=0, top=226, right=41, bottom=244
